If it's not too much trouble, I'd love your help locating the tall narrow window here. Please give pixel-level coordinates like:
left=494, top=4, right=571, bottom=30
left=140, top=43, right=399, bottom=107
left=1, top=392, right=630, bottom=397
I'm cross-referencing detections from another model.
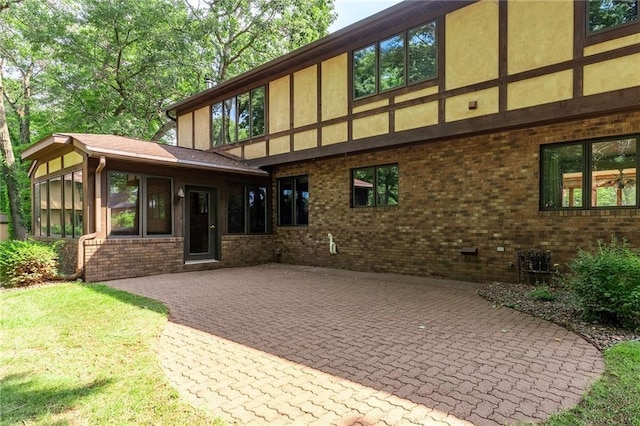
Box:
left=63, top=173, right=74, bottom=237
left=541, top=144, right=584, bottom=209
left=352, top=164, right=399, bottom=207
left=146, top=177, right=172, bottom=235
left=109, top=172, right=140, bottom=236
left=379, top=34, right=405, bottom=91
left=248, top=186, right=267, bottom=233
left=408, top=21, right=437, bottom=84
left=211, top=102, right=224, bottom=147
left=73, top=171, right=83, bottom=237
left=251, top=87, right=265, bottom=137
left=40, top=181, right=48, bottom=236
left=278, top=176, right=308, bottom=226
left=589, top=0, right=638, bottom=32
left=237, top=92, right=251, bottom=141
left=223, top=97, right=237, bottom=144
left=49, top=176, right=62, bottom=237
left=227, top=184, right=245, bottom=234
left=33, top=182, right=42, bottom=236
left=353, top=44, right=376, bottom=99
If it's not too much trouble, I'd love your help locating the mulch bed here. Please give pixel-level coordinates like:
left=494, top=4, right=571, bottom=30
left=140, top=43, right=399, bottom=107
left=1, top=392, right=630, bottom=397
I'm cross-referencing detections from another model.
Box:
left=479, top=282, right=640, bottom=351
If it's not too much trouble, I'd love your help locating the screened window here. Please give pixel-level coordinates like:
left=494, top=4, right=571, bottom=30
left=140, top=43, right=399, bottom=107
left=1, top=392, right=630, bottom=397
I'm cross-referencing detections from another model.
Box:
left=211, top=86, right=266, bottom=146
left=589, top=0, right=638, bottom=32
left=33, top=170, right=83, bottom=238
left=278, top=176, right=308, bottom=226
left=108, top=172, right=173, bottom=236
left=352, top=164, right=399, bottom=207
left=541, top=136, right=639, bottom=210
left=353, top=20, right=437, bottom=99
left=227, top=184, right=267, bottom=234
left=109, top=172, right=140, bottom=236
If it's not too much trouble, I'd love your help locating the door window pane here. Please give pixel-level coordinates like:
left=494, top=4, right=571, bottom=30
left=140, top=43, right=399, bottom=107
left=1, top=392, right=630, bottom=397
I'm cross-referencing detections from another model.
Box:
left=189, top=191, right=210, bottom=254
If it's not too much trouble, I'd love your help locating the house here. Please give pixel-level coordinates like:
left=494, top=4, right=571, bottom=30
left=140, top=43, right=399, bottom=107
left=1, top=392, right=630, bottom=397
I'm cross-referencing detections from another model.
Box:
left=23, top=0, right=640, bottom=283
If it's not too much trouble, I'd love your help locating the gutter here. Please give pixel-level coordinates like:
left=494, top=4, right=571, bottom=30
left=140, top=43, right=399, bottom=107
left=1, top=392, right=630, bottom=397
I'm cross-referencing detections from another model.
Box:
left=55, top=156, right=106, bottom=280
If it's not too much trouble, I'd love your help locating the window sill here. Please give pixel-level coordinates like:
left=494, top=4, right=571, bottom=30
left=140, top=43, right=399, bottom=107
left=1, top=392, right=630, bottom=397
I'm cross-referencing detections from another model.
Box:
left=539, top=208, right=639, bottom=217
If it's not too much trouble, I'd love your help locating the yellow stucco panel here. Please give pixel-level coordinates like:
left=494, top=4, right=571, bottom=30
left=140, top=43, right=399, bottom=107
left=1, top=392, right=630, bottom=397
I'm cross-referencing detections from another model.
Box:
left=48, top=157, right=62, bottom=173
left=353, top=113, right=389, bottom=140
left=225, top=147, right=243, bottom=158
left=583, top=53, right=640, bottom=96
left=321, top=54, right=348, bottom=121
left=507, top=70, right=573, bottom=110
left=395, top=86, right=439, bottom=104
left=63, top=151, right=83, bottom=168
left=508, top=0, right=573, bottom=75
left=294, top=66, right=318, bottom=128
left=585, top=33, right=640, bottom=56
left=269, top=76, right=291, bottom=133
left=177, top=113, right=193, bottom=148
left=445, top=0, right=499, bottom=90
left=352, top=99, right=389, bottom=114
left=244, top=142, right=267, bottom=159
left=35, top=163, right=47, bottom=178
left=269, top=136, right=291, bottom=155
left=395, top=101, right=439, bottom=132
left=445, top=87, right=499, bottom=122
left=193, top=106, right=211, bottom=150
left=321, top=122, right=348, bottom=146
left=293, top=129, right=317, bottom=151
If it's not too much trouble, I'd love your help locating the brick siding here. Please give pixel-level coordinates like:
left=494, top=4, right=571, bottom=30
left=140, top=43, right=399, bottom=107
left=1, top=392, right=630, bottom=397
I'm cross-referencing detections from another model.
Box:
left=272, top=110, right=640, bottom=282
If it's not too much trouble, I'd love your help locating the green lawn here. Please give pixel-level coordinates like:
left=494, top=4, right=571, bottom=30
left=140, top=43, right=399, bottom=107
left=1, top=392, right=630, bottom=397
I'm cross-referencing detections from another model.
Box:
left=543, top=340, right=640, bottom=426
left=0, top=283, right=223, bottom=425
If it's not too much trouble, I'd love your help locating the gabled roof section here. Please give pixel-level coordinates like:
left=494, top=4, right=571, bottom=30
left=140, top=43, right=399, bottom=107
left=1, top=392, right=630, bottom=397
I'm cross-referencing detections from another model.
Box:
left=166, top=0, right=473, bottom=114
left=22, top=133, right=268, bottom=176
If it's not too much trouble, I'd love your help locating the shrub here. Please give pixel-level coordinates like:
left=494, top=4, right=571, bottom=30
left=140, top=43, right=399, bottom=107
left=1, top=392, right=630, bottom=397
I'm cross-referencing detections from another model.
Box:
left=0, top=240, right=60, bottom=287
left=528, top=286, right=557, bottom=302
left=569, top=239, right=640, bottom=330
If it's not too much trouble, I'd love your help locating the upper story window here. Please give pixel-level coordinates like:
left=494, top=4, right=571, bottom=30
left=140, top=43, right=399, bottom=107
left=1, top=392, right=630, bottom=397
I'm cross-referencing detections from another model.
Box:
left=278, top=175, right=309, bottom=226
left=541, top=136, right=638, bottom=210
left=589, top=0, right=638, bottom=32
left=228, top=184, right=268, bottom=234
left=353, top=21, right=437, bottom=99
left=212, top=86, right=265, bottom=147
left=108, top=172, right=173, bottom=236
left=352, top=164, right=399, bottom=207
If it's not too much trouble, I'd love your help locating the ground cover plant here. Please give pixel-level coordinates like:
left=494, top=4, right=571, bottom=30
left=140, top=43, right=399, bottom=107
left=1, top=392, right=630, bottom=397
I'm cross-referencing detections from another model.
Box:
left=0, top=283, right=222, bottom=425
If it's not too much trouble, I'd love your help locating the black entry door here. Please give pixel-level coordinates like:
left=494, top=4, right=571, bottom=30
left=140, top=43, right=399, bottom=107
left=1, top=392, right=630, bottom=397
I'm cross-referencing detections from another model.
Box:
left=185, top=187, right=217, bottom=261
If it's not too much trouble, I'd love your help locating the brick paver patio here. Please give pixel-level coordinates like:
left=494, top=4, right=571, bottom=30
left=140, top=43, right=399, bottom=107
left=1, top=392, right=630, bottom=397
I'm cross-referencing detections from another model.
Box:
left=107, top=264, right=603, bottom=426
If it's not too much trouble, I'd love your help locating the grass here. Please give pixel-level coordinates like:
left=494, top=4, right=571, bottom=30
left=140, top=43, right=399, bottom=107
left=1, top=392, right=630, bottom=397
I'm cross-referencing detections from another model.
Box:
left=0, top=283, right=223, bottom=425
left=542, top=341, right=640, bottom=426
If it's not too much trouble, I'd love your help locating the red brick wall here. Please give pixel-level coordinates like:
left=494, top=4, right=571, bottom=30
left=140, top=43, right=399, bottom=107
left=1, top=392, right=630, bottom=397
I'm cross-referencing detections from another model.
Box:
left=271, top=110, right=640, bottom=282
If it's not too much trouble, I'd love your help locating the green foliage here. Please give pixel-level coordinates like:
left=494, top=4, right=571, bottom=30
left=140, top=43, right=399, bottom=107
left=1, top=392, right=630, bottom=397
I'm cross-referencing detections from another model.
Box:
left=528, top=286, right=558, bottom=302
left=0, top=239, right=59, bottom=287
left=544, top=341, right=640, bottom=426
left=568, top=239, right=640, bottom=330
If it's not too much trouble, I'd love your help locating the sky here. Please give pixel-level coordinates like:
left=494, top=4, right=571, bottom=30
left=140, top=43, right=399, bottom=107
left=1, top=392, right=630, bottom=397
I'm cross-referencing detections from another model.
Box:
left=329, top=0, right=404, bottom=33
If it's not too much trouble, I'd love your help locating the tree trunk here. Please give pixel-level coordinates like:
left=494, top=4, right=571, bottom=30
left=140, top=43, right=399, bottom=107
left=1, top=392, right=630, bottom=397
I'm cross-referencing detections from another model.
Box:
left=0, top=61, right=28, bottom=240
left=150, top=119, right=176, bottom=143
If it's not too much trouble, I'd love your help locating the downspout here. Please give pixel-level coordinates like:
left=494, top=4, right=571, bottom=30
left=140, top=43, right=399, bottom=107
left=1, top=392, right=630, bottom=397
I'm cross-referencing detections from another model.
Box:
left=56, top=156, right=105, bottom=280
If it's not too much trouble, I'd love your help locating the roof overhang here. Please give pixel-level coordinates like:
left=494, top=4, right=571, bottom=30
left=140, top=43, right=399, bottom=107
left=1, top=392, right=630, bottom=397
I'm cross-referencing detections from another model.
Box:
left=22, top=133, right=268, bottom=177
